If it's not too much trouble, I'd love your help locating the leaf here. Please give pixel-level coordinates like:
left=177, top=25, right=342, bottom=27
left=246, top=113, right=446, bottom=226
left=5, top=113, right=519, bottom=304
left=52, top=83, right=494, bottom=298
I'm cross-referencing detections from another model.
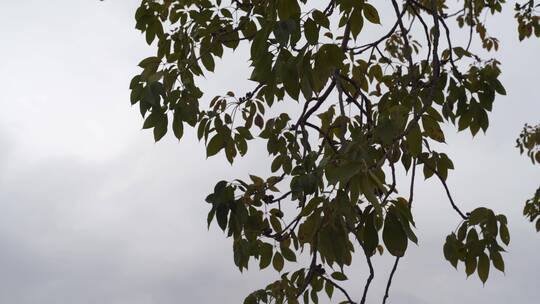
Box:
left=363, top=211, right=379, bottom=255
left=138, top=56, right=160, bottom=68
left=363, top=3, right=380, bottom=24
left=249, top=175, right=265, bottom=185
left=370, top=64, right=383, bottom=81
left=272, top=252, right=284, bottom=272
left=301, top=197, right=323, bottom=216
left=281, top=246, right=297, bottom=262
left=153, top=113, right=168, bottom=142
left=172, top=112, right=184, bottom=140
left=457, top=223, right=467, bottom=241
left=325, top=160, right=362, bottom=185
left=443, top=234, right=459, bottom=268
left=490, top=250, right=505, bottom=272
left=303, top=290, right=310, bottom=304
left=201, top=53, right=215, bottom=72
left=304, top=18, right=319, bottom=45
left=491, top=79, right=506, bottom=95
left=207, top=134, right=224, bottom=157
left=216, top=205, right=228, bottom=231
left=310, top=288, right=319, bottom=304
left=207, top=207, right=216, bottom=229
left=349, top=8, right=364, bottom=38
left=422, top=115, right=445, bottom=142
left=499, top=224, right=510, bottom=245
left=277, top=0, right=300, bottom=20
left=331, top=271, right=348, bottom=281
left=324, top=279, right=334, bottom=298
left=259, top=243, right=273, bottom=269
left=282, top=59, right=300, bottom=100
left=406, top=122, right=422, bottom=156
left=478, top=253, right=490, bottom=284
left=468, top=207, right=489, bottom=225
left=465, top=256, right=477, bottom=277
left=270, top=215, right=282, bottom=232
left=244, top=294, right=257, bottom=304
left=383, top=210, right=408, bottom=257
left=254, top=114, right=264, bottom=128
left=312, top=10, right=329, bottom=28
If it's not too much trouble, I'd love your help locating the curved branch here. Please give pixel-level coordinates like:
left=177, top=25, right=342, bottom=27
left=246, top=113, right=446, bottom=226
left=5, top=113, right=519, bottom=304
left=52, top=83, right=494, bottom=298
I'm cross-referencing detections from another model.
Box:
left=382, top=257, right=400, bottom=304
left=359, top=250, right=375, bottom=304
left=320, top=276, right=357, bottom=304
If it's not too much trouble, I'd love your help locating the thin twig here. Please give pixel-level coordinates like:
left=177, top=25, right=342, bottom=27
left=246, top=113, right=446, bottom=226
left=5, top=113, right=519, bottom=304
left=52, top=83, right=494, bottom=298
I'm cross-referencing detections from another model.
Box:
left=424, top=162, right=467, bottom=220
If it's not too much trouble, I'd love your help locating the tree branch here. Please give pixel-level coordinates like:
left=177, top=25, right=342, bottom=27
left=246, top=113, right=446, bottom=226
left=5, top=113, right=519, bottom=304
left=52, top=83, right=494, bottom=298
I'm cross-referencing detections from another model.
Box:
left=320, top=276, right=357, bottom=304
left=382, top=256, right=400, bottom=304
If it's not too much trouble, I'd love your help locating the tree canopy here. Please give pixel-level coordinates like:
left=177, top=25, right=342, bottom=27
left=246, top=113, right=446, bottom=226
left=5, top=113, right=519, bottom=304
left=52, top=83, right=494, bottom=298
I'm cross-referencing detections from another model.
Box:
left=129, top=0, right=539, bottom=303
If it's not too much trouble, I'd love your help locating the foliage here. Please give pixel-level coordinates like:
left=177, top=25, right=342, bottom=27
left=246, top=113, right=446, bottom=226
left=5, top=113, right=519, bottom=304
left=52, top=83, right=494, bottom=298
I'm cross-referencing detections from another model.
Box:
left=129, top=0, right=538, bottom=303
left=517, top=123, right=540, bottom=231
left=523, top=187, right=540, bottom=232
left=517, top=123, right=540, bottom=164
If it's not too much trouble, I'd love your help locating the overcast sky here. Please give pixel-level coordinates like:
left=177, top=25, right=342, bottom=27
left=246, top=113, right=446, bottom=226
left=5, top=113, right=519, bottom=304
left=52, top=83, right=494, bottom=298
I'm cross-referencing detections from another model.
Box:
left=0, top=1, right=539, bottom=303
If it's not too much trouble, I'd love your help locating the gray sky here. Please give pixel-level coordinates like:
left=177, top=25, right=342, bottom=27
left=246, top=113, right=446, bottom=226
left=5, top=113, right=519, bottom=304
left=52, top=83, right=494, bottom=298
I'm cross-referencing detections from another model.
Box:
left=0, top=1, right=539, bottom=303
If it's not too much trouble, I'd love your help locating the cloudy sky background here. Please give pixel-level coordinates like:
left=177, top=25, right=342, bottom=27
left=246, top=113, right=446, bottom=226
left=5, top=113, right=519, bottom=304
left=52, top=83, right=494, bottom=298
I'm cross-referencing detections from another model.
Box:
left=0, top=1, right=539, bottom=303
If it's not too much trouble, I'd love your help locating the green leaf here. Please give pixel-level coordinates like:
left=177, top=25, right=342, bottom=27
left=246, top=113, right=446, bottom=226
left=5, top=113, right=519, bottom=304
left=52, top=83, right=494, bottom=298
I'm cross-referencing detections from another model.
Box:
left=244, top=294, right=257, bottom=304
left=303, top=290, right=310, bottom=304
left=330, top=271, right=348, bottom=281
left=422, top=115, right=445, bottom=142
left=443, top=234, right=459, bottom=268
left=207, top=134, right=224, bottom=157
left=490, top=250, right=505, bottom=272
left=216, top=205, right=228, bottom=231
left=277, top=0, right=300, bottom=20
left=406, top=122, right=422, bottom=156
left=207, top=207, right=216, bottom=229
left=325, top=279, right=334, bottom=298
left=172, top=112, right=184, bottom=140
left=478, top=252, right=490, bottom=284
left=304, top=18, right=319, bottom=45
left=468, top=207, right=489, bottom=225
left=465, top=256, right=477, bottom=277
left=457, top=223, right=467, bottom=241
left=312, top=10, right=329, bottom=28
left=363, top=211, right=379, bottom=255
left=249, top=175, right=265, bottom=185
left=310, top=288, right=319, bottom=304
left=282, top=59, right=300, bottom=100
left=272, top=252, right=284, bottom=272
left=301, top=197, right=323, bottom=217
left=270, top=215, right=282, bottom=232
left=153, top=113, right=168, bottom=142
left=349, top=8, right=364, bottom=38
left=325, top=160, right=362, bottom=185
left=363, top=3, right=380, bottom=24
left=138, top=56, right=160, bottom=68
left=259, top=243, right=273, bottom=269
left=201, top=53, right=215, bottom=72
left=491, top=79, right=506, bottom=95
left=499, top=224, right=510, bottom=245
left=383, top=210, right=408, bottom=257
left=281, top=246, right=297, bottom=262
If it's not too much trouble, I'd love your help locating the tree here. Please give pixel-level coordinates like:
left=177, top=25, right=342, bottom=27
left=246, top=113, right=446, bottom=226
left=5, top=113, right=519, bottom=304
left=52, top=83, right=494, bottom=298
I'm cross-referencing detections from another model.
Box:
left=129, top=1, right=539, bottom=303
